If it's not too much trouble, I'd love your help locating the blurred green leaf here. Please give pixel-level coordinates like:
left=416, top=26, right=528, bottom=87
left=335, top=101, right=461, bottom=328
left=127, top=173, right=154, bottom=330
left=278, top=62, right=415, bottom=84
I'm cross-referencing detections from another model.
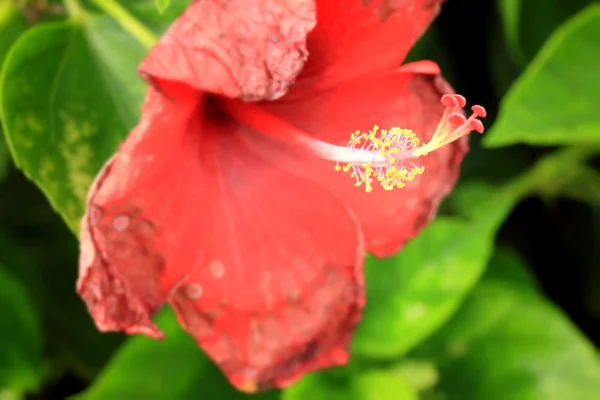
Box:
left=488, top=7, right=522, bottom=99
left=35, top=231, right=124, bottom=380
left=392, top=360, right=439, bottom=392
left=515, top=147, right=600, bottom=207
left=130, top=0, right=189, bottom=34
left=496, top=0, right=524, bottom=64
left=352, top=190, right=518, bottom=359
left=0, top=266, right=43, bottom=392
left=0, top=16, right=147, bottom=233
left=155, top=0, right=172, bottom=14
left=0, top=0, right=26, bottom=63
left=282, top=369, right=359, bottom=400
left=283, top=368, right=418, bottom=400
left=447, top=181, right=500, bottom=220
left=413, top=276, right=600, bottom=399
left=538, top=164, right=600, bottom=207
left=0, top=389, right=24, bottom=400
left=75, top=309, right=279, bottom=400
left=484, top=5, right=600, bottom=148
left=352, top=371, right=418, bottom=400
left=482, top=247, right=538, bottom=291
left=0, top=0, right=28, bottom=181
left=0, top=135, right=8, bottom=181
left=497, top=0, right=592, bottom=64
left=354, top=143, right=599, bottom=360
left=451, top=147, right=599, bottom=221
left=91, top=0, right=189, bottom=35
left=0, top=199, right=123, bottom=381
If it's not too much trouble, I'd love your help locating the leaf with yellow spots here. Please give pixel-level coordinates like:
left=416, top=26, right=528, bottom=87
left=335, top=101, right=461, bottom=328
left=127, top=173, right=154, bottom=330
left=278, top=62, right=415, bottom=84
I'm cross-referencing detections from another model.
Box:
left=0, top=16, right=147, bottom=232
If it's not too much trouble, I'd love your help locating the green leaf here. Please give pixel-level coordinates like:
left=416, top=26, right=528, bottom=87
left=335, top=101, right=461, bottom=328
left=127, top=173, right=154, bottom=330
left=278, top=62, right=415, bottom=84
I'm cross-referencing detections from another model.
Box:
left=76, top=309, right=279, bottom=400
left=496, top=0, right=525, bottom=64
left=0, top=0, right=28, bottom=181
left=283, top=368, right=418, bottom=400
left=482, top=247, right=538, bottom=291
left=413, top=277, right=600, bottom=399
left=488, top=6, right=522, bottom=99
left=0, top=0, right=27, bottom=63
left=0, top=203, right=123, bottom=380
left=538, top=163, right=600, bottom=207
left=484, top=5, right=600, bottom=148
left=105, top=0, right=190, bottom=36
left=0, top=265, right=43, bottom=391
left=155, top=0, right=172, bottom=14
left=352, top=189, right=518, bottom=359
left=282, top=369, right=358, bottom=400
left=497, top=0, right=591, bottom=64
left=447, top=181, right=500, bottom=220
left=0, top=16, right=147, bottom=233
left=0, top=138, right=9, bottom=180
left=352, top=143, right=598, bottom=360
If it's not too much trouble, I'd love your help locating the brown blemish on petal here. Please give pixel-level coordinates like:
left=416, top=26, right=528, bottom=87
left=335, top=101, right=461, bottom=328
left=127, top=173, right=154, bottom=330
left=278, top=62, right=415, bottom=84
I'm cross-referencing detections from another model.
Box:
left=77, top=201, right=166, bottom=339
left=167, top=260, right=364, bottom=392
left=170, top=287, right=218, bottom=341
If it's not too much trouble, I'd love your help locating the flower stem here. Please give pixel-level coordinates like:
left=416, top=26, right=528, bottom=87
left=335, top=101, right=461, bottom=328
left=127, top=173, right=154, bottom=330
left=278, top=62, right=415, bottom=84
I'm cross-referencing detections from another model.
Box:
left=91, top=0, right=158, bottom=49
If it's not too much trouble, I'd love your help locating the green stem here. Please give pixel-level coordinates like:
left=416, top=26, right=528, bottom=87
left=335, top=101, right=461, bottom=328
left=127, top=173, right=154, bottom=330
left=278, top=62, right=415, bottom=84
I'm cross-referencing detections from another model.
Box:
left=63, top=0, right=84, bottom=18
left=91, top=0, right=158, bottom=49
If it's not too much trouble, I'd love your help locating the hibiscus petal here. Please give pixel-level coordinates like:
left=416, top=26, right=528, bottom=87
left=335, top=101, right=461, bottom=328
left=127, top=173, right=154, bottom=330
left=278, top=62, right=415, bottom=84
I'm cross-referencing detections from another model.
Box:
left=294, top=0, right=444, bottom=91
left=78, top=87, right=202, bottom=339
left=139, top=0, right=316, bottom=101
left=78, top=88, right=366, bottom=391
left=255, top=67, right=467, bottom=257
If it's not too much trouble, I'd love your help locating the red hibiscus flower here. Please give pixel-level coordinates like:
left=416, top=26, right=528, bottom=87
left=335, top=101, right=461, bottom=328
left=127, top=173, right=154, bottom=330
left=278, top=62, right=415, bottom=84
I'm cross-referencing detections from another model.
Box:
left=77, top=0, right=485, bottom=392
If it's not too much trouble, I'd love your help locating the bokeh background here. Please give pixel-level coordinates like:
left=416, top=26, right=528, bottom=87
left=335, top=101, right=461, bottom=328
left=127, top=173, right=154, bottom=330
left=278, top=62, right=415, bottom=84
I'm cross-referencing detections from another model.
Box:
left=1, top=0, right=599, bottom=399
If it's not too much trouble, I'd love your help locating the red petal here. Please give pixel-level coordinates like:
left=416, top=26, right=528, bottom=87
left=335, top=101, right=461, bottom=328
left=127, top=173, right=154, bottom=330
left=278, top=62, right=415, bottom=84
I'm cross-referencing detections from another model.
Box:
left=292, top=0, right=444, bottom=92
left=78, top=87, right=202, bottom=339
left=257, top=67, right=467, bottom=257
left=139, top=0, right=316, bottom=101
left=78, top=89, right=366, bottom=391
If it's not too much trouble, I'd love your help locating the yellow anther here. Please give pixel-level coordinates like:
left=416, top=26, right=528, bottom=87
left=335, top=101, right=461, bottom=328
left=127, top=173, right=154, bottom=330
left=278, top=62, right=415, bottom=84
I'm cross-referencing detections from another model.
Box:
left=336, top=125, right=427, bottom=193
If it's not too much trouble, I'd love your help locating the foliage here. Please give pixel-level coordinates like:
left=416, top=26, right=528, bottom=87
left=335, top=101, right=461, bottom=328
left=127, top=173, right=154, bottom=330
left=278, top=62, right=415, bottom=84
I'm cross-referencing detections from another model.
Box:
left=0, top=0, right=599, bottom=399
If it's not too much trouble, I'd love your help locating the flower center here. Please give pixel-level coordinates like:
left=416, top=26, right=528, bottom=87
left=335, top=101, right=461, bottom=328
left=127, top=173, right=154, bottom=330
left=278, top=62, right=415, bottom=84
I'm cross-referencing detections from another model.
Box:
left=333, top=126, right=424, bottom=192
left=217, top=93, right=486, bottom=193
left=331, top=94, right=486, bottom=192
